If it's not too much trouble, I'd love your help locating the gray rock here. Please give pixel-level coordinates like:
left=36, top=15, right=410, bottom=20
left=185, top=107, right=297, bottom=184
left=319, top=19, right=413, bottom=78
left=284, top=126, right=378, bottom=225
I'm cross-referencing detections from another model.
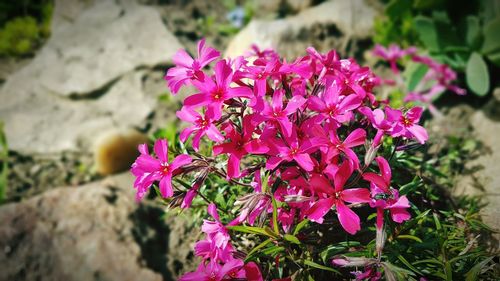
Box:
left=454, top=88, right=500, bottom=241
left=225, top=0, right=378, bottom=59
left=0, top=173, right=156, bottom=281
left=0, top=0, right=182, bottom=154
left=0, top=173, right=197, bottom=281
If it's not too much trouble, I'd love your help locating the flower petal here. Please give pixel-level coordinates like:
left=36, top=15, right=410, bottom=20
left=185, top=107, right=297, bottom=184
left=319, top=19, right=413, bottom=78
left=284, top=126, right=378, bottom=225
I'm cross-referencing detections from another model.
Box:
left=307, top=198, right=335, bottom=223
left=159, top=175, right=173, bottom=198
left=336, top=201, right=361, bottom=235
left=341, top=188, right=371, bottom=203
left=154, top=139, right=169, bottom=163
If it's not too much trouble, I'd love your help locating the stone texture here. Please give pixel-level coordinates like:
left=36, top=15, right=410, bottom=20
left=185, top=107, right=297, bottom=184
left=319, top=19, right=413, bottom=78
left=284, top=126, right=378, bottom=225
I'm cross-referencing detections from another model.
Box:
left=0, top=173, right=197, bottom=281
left=454, top=88, right=500, bottom=240
left=0, top=173, right=156, bottom=281
left=0, top=0, right=183, bottom=154
left=225, top=0, right=377, bottom=58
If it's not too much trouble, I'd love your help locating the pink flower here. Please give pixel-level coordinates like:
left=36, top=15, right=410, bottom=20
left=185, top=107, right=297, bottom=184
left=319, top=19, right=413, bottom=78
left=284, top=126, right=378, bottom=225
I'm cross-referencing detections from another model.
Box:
left=179, top=258, right=243, bottom=281
left=387, top=107, right=428, bottom=144
left=177, top=106, right=225, bottom=151
left=261, top=89, right=306, bottom=137
left=320, top=126, right=366, bottom=170
left=362, top=156, right=411, bottom=229
left=309, top=81, right=361, bottom=124
left=358, top=106, right=396, bottom=147
left=266, top=129, right=317, bottom=172
left=184, top=60, right=253, bottom=119
left=373, top=44, right=416, bottom=74
left=165, top=39, right=220, bottom=94
left=131, top=139, right=192, bottom=200
left=213, top=115, right=268, bottom=179
left=307, top=161, right=371, bottom=234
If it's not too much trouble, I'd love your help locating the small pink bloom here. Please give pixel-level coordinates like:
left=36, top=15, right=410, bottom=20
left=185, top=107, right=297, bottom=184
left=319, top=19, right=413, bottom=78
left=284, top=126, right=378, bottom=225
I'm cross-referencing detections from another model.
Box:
left=165, top=39, right=220, bottom=94
left=307, top=161, right=370, bottom=234
left=363, top=156, right=411, bottom=229
left=387, top=107, right=428, bottom=144
left=261, top=89, right=306, bottom=137
left=177, top=106, right=225, bottom=151
left=185, top=60, right=253, bottom=119
left=131, top=139, right=192, bottom=200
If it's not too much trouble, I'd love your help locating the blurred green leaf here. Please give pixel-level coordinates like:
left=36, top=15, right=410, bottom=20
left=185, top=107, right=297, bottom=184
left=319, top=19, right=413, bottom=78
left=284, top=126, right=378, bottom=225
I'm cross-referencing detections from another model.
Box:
left=481, top=18, right=500, bottom=54
left=414, top=16, right=440, bottom=52
left=404, top=62, right=429, bottom=92
left=283, top=234, right=300, bottom=245
left=227, top=225, right=279, bottom=239
left=466, top=16, right=482, bottom=50
left=304, top=260, right=340, bottom=274
left=466, top=52, right=490, bottom=96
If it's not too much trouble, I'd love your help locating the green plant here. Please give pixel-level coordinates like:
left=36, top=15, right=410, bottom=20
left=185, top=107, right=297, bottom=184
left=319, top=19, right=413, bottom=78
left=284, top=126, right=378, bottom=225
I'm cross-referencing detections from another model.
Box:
left=0, top=16, right=40, bottom=56
left=0, top=0, right=53, bottom=57
left=374, top=0, right=500, bottom=97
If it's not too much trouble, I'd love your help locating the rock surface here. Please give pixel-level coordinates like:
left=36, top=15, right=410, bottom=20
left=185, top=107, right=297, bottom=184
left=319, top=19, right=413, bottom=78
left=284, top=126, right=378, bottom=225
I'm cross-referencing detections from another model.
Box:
left=225, top=0, right=378, bottom=59
left=0, top=173, right=197, bottom=281
left=0, top=0, right=183, bottom=154
left=454, top=88, right=500, bottom=241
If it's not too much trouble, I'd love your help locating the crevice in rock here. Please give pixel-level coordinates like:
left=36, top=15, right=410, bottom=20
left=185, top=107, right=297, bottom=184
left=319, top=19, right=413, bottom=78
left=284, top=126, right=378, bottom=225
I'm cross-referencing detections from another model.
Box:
left=129, top=204, right=173, bottom=281
left=67, top=77, right=121, bottom=101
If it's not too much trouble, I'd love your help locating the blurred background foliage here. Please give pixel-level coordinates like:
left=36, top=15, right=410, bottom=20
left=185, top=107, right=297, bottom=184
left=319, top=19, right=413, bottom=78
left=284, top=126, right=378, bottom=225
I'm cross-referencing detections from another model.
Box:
left=374, top=0, right=500, bottom=96
left=0, top=0, right=53, bottom=57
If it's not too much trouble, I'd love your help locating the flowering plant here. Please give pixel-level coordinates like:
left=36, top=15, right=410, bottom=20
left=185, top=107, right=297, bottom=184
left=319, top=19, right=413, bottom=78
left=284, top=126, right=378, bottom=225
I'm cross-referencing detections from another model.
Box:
left=129, top=39, right=488, bottom=280
left=372, top=44, right=465, bottom=117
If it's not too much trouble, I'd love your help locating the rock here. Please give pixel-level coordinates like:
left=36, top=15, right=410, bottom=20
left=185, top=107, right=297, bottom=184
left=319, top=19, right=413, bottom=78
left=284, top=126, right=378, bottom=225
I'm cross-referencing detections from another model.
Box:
left=225, top=0, right=378, bottom=59
left=0, top=173, right=197, bottom=281
left=0, top=0, right=183, bottom=154
left=94, top=129, right=149, bottom=176
left=454, top=88, right=500, bottom=241
left=0, top=70, right=155, bottom=154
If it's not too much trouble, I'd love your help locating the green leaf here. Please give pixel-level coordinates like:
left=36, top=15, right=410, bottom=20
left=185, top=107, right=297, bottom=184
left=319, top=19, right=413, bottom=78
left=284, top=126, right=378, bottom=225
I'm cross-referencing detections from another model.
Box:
left=246, top=238, right=273, bottom=259
left=293, top=219, right=309, bottom=235
left=397, top=235, right=423, bottom=243
left=227, top=225, right=279, bottom=239
left=466, top=16, right=482, bottom=50
left=414, top=16, right=440, bottom=52
left=303, top=260, right=340, bottom=274
left=466, top=52, right=490, bottom=96
left=486, top=50, right=500, bottom=67
left=262, top=245, right=285, bottom=256
left=397, top=255, right=423, bottom=275
left=433, top=212, right=442, bottom=231
left=271, top=196, right=279, bottom=234
left=404, top=62, right=429, bottom=92
left=465, top=256, right=494, bottom=281
left=283, top=234, right=300, bottom=245
left=481, top=18, right=500, bottom=54
left=320, top=245, right=348, bottom=263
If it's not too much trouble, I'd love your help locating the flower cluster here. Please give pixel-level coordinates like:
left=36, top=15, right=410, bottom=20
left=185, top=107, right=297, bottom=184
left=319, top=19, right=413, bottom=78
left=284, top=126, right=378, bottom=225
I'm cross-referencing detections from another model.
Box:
left=373, top=44, right=465, bottom=117
left=131, top=39, right=430, bottom=280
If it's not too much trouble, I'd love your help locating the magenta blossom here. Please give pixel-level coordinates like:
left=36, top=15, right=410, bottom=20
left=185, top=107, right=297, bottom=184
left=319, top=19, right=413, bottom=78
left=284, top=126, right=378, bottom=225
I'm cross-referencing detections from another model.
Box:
left=307, top=161, right=371, bottom=234
left=177, top=106, right=224, bottom=151
left=213, top=114, right=268, bottom=179
left=266, top=129, right=316, bottom=172
left=131, top=139, right=192, bottom=200
left=319, top=126, right=366, bottom=170
left=308, top=81, right=361, bottom=124
left=184, top=60, right=253, bottom=119
left=373, top=44, right=416, bottom=74
left=386, top=107, right=428, bottom=144
left=165, top=39, right=220, bottom=94
left=363, top=156, right=411, bottom=229
left=261, top=89, right=306, bottom=137
left=179, top=258, right=244, bottom=281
